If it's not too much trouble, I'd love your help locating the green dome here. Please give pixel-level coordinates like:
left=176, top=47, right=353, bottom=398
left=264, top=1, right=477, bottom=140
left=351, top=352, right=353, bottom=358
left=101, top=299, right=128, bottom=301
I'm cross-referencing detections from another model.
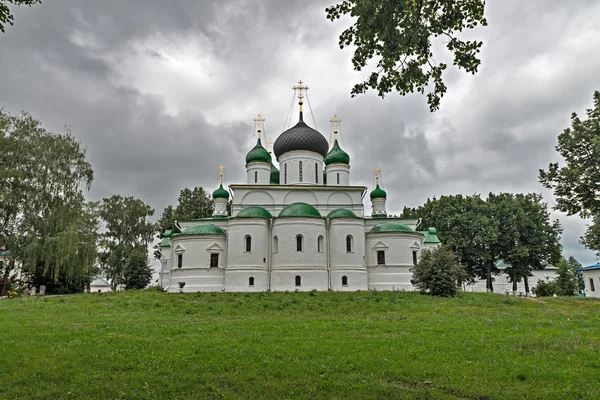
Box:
left=236, top=206, right=273, bottom=219
left=279, top=202, right=321, bottom=218
left=181, top=224, right=225, bottom=235
left=423, top=227, right=441, bottom=244
left=212, top=184, right=229, bottom=199
left=370, top=222, right=413, bottom=233
left=270, top=162, right=280, bottom=184
left=370, top=185, right=387, bottom=199
left=246, top=138, right=271, bottom=164
left=324, top=140, right=350, bottom=166
left=327, top=209, right=357, bottom=218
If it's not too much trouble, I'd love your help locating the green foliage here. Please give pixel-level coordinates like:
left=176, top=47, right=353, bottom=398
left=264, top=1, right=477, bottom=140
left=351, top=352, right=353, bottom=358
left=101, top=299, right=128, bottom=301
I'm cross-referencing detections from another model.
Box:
left=540, top=91, right=600, bottom=257
left=122, top=247, right=153, bottom=290
left=532, top=279, right=559, bottom=297
left=0, top=0, right=40, bottom=32
left=98, top=195, right=155, bottom=290
left=326, top=0, right=487, bottom=111
left=411, top=245, right=467, bottom=297
left=554, top=257, right=581, bottom=296
left=1, top=291, right=599, bottom=399
left=155, top=186, right=213, bottom=259
left=0, top=110, right=97, bottom=292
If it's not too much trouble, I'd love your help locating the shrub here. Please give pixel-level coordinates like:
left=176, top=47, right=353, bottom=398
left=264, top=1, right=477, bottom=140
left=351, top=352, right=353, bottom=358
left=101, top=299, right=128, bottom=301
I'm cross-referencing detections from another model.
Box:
left=532, top=279, right=560, bottom=297
left=411, top=246, right=467, bottom=297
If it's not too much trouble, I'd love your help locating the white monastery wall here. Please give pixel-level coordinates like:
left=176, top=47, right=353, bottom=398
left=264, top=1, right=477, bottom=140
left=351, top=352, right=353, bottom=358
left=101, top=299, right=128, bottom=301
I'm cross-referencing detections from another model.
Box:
left=225, top=219, right=270, bottom=292
left=329, top=218, right=368, bottom=291
left=581, top=269, right=600, bottom=298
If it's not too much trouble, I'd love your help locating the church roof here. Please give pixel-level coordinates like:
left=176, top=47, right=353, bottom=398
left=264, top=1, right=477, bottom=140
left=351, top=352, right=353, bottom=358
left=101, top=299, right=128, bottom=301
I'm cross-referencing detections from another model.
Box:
left=181, top=224, right=226, bottom=235
left=246, top=138, right=271, bottom=164
left=279, top=202, right=322, bottom=218
left=370, top=222, right=413, bottom=233
left=327, top=209, right=357, bottom=218
left=370, top=185, right=387, bottom=199
left=273, top=113, right=329, bottom=159
left=236, top=206, right=273, bottom=219
left=423, top=227, right=441, bottom=244
left=212, top=184, right=230, bottom=199
left=158, top=237, right=171, bottom=247
left=324, top=139, right=350, bottom=165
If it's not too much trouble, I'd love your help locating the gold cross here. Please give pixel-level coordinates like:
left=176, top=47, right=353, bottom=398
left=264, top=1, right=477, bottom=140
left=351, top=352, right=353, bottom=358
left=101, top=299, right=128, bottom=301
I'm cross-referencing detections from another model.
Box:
left=374, top=166, right=381, bottom=186
left=253, top=113, right=266, bottom=139
left=329, top=114, right=341, bottom=140
left=218, top=164, right=225, bottom=184
left=292, top=80, right=309, bottom=112
left=265, top=137, right=274, bottom=153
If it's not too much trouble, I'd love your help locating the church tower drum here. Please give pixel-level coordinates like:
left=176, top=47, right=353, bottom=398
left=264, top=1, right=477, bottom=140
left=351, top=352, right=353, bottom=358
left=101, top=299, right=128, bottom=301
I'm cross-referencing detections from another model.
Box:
left=324, top=115, right=350, bottom=186
left=245, top=114, right=271, bottom=185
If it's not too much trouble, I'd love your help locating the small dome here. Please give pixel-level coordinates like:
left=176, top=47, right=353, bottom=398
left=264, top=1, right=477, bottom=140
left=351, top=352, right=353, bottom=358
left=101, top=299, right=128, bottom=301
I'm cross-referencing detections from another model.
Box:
left=181, top=224, right=226, bottom=235
left=273, top=117, right=329, bottom=159
left=212, top=184, right=229, bottom=199
left=370, top=222, right=413, bottom=233
left=370, top=185, right=387, bottom=199
left=423, top=227, right=441, bottom=244
left=158, top=237, right=171, bottom=247
left=324, top=140, right=350, bottom=166
left=327, top=209, right=357, bottom=218
left=246, top=138, right=271, bottom=164
left=279, top=202, right=321, bottom=218
left=270, top=161, right=280, bottom=184
left=236, top=206, right=273, bottom=219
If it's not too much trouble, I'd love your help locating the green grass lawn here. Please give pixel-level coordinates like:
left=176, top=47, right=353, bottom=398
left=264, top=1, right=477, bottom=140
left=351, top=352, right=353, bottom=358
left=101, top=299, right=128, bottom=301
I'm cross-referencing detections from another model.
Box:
left=1, top=290, right=599, bottom=399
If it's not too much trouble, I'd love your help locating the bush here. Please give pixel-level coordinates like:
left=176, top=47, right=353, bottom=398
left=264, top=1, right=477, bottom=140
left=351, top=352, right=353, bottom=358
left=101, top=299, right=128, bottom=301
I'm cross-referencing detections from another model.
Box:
left=411, top=246, right=467, bottom=297
left=532, top=279, right=560, bottom=297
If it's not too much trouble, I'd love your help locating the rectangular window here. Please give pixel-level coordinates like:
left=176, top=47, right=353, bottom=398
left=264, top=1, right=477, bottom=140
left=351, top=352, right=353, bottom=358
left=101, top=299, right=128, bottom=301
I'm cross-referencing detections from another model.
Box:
left=412, top=251, right=418, bottom=266
left=284, top=164, right=287, bottom=184
left=337, top=173, right=340, bottom=185
left=315, top=163, right=318, bottom=183
left=590, top=278, right=596, bottom=292
left=254, top=171, right=258, bottom=183
left=210, top=253, right=219, bottom=268
left=377, top=251, right=385, bottom=265
left=177, top=254, right=183, bottom=268
left=299, top=161, right=303, bottom=182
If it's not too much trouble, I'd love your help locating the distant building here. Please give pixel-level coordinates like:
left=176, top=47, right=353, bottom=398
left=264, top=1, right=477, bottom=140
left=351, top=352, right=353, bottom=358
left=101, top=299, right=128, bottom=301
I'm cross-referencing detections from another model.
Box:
left=577, top=264, right=600, bottom=298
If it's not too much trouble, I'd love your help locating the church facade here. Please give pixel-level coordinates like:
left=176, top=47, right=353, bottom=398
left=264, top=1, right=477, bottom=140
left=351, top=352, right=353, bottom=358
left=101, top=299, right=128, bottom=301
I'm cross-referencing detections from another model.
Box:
left=158, top=82, right=440, bottom=293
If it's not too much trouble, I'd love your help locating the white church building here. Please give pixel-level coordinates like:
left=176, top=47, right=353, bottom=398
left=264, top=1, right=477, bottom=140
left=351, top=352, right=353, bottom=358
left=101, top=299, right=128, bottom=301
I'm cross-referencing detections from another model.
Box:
left=158, top=82, right=441, bottom=293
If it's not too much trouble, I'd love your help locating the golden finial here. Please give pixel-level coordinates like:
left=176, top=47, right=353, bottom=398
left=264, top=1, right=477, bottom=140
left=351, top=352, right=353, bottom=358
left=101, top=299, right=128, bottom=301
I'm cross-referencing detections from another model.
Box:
left=253, top=113, right=266, bottom=139
left=218, top=164, right=225, bottom=185
left=265, top=137, right=274, bottom=153
left=329, top=114, right=341, bottom=141
left=374, top=166, right=381, bottom=186
left=292, top=80, right=309, bottom=112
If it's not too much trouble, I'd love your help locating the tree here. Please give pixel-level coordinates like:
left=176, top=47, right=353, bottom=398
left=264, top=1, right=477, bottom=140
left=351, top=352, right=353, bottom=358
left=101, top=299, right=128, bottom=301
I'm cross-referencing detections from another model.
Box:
left=122, top=247, right=153, bottom=290
left=98, top=195, right=155, bottom=291
left=154, top=186, right=213, bottom=259
left=554, top=257, right=581, bottom=296
left=411, top=245, right=467, bottom=297
left=0, top=0, right=41, bottom=33
left=539, top=91, right=600, bottom=258
left=0, top=109, right=97, bottom=293
left=326, top=0, right=487, bottom=111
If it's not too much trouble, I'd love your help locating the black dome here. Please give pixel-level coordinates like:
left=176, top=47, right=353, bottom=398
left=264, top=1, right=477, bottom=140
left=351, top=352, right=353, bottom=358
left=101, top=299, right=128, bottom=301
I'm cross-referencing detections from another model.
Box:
left=273, top=115, right=329, bottom=159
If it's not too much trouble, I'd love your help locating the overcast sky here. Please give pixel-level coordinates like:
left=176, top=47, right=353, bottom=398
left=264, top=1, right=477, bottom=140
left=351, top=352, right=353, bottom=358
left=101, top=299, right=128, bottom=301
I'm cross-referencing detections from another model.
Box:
left=1, top=0, right=599, bottom=266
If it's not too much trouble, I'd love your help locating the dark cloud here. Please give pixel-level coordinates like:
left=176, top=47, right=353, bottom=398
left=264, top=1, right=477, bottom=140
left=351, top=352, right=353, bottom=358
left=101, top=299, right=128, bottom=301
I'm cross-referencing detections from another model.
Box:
left=1, top=0, right=598, bottom=266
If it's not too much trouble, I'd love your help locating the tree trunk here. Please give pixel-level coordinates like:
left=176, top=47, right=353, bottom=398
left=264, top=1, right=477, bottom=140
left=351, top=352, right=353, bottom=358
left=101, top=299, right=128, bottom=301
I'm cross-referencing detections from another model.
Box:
left=486, top=260, right=494, bottom=293
left=512, top=272, right=518, bottom=296
left=524, top=276, right=530, bottom=297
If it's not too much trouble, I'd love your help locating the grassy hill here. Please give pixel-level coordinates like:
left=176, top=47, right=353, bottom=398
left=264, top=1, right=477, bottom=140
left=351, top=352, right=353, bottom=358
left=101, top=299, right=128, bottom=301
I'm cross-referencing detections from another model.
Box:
left=1, top=290, right=599, bottom=399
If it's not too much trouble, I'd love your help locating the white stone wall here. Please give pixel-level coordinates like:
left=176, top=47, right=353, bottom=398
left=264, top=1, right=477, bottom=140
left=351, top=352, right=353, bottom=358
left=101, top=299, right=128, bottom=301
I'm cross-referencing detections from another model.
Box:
left=225, top=218, right=270, bottom=292
left=246, top=163, right=271, bottom=185
left=325, top=164, right=350, bottom=186
left=168, top=235, right=227, bottom=292
left=329, top=218, right=368, bottom=291
left=366, top=232, right=423, bottom=291
left=271, top=218, right=328, bottom=291
left=159, top=251, right=172, bottom=289
left=581, top=269, right=600, bottom=298
left=278, top=151, right=324, bottom=185
left=463, top=269, right=559, bottom=294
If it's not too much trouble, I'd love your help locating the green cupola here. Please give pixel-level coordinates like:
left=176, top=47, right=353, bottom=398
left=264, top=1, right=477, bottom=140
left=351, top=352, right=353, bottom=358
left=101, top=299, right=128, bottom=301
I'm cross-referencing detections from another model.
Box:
left=370, top=185, right=387, bottom=199
left=270, top=161, right=280, bottom=184
left=324, top=139, right=350, bottom=165
left=245, top=138, right=271, bottom=164
left=212, top=184, right=229, bottom=199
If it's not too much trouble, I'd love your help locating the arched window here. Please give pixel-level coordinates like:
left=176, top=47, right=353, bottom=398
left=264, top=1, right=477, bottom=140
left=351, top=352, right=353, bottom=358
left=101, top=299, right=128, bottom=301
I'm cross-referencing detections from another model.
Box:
left=342, top=276, right=348, bottom=286
left=249, top=277, right=255, bottom=286
left=299, top=161, right=303, bottom=182
left=317, top=235, right=324, bottom=253
left=284, top=164, right=287, bottom=184
left=377, top=250, right=385, bottom=265
left=177, top=254, right=183, bottom=268
left=273, top=236, right=278, bottom=253
left=245, top=235, right=252, bottom=252
left=412, top=251, right=418, bottom=265
left=346, top=235, right=353, bottom=252
left=295, top=275, right=301, bottom=286
left=296, top=235, right=303, bottom=252
left=337, top=173, right=340, bottom=185
left=315, top=163, right=318, bottom=183
left=254, top=171, right=258, bottom=183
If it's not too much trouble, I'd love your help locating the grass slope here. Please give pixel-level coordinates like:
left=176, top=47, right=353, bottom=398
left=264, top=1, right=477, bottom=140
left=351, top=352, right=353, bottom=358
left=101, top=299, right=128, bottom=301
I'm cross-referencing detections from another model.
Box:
left=1, top=291, right=599, bottom=399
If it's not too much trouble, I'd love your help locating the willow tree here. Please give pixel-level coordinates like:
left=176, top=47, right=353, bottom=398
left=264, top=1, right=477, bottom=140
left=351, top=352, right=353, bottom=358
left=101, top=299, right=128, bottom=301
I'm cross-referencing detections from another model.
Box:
left=0, top=109, right=97, bottom=292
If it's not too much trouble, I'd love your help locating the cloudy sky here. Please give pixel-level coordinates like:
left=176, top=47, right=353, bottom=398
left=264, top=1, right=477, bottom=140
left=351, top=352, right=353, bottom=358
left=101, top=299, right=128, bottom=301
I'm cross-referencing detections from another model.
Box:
left=1, top=0, right=599, bottom=266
